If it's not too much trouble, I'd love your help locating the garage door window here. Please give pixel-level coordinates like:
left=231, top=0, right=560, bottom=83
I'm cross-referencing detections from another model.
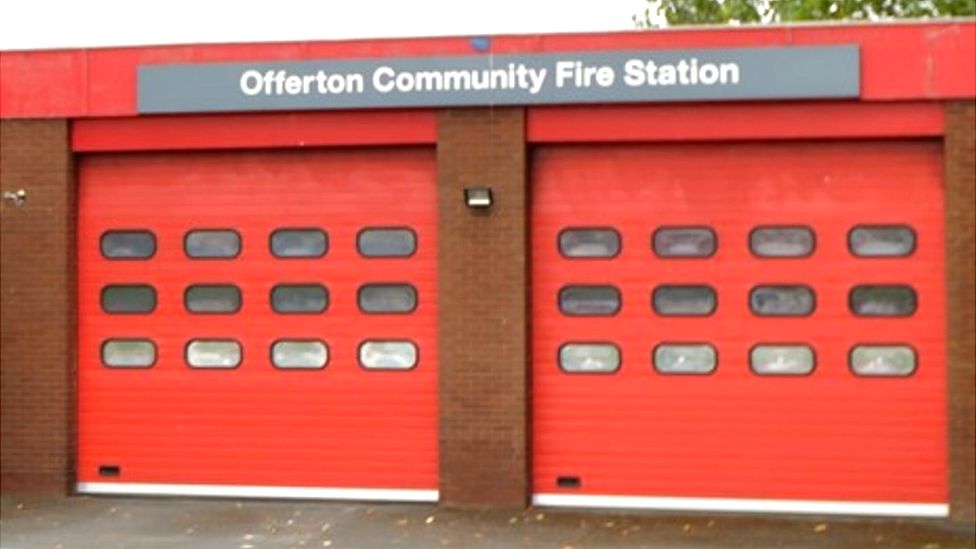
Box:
left=100, top=230, right=156, bottom=259
left=750, top=345, right=815, bottom=375
left=653, top=344, right=717, bottom=374
left=653, top=227, right=716, bottom=258
left=101, top=339, right=156, bottom=368
left=185, top=229, right=241, bottom=259
left=271, top=284, right=329, bottom=314
left=559, top=285, right=621, bottom=316
left=849, top=226, right=916, bottom=257
left=652, top=285, right=716, bottom=316
left=357, top=228, right=417, bottom=257
left=185, top=284, right=242, bottom=314
left=850, top=285, right=917, bottom=316
left=558, top=228, right=621, bottom=258
left=186, top=339, right=242, bottom=368
left=358, top=284, right=417, bottom=314
left=270, top=228, right=328, bottom=258
left=359, top=340, right=418, bottom=370
left=749, top=226, right=815, bottom=258
left=271, top=340, right=329, bottom=369
left=101, top=285, right=157, bottom=314
left=850, top=345, right=917, bottom=377
left=559, top=343, right=621, bottom=373
left=749, top=285, right=815, bottom=316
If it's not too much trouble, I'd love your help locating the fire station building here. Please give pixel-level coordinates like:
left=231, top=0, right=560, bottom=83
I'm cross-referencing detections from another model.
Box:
left=1, top=21, right=974, bottom=522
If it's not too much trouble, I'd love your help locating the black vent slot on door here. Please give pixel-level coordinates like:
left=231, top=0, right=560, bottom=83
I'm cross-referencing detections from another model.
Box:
left=98, top=465, right=121, bottom=477
left=556, top=476, right=581, bottom=488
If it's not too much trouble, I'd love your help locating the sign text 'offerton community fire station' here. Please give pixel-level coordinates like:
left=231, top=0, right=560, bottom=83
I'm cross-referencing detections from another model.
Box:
left=138, top=45, right=859, bottom=113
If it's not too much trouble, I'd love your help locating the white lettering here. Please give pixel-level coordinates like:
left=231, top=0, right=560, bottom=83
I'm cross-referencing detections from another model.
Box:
left=620, top=58, right=739, bottom=87
left=699, top=64, right=720, bottom=85
left=443, top=70, right=471, bottom=90
left=555, top=61, right=575, bottom=88
left=720, top=62, right=740, bottom=84
left=623, top=59, right=644, bottom=86
left=270, top=70, right=286, bottom=94
left=527, top=68, right=547, bottom=94
left=240, top=70, right=263, bottom=95
left=658, top=64, right=676, bottom=85
left=373, top=66, right=396, bottom=93
left=284, top=75, right=302, bottom=94
left=395, top=71, right=415, bottom=91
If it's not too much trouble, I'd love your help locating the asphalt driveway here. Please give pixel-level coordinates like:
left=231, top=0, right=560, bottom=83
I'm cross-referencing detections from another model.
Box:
left=1, top=493, right=973, bottom=549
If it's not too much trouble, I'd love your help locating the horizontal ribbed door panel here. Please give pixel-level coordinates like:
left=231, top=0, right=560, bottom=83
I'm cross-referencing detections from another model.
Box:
left=78, top=148, right=437, bottom=496
left=531, top=141, right=946, bottom=511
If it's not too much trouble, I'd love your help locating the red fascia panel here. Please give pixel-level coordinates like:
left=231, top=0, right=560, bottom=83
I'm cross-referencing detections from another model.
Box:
left=527, top=101, right=945, bottom=143
left=71, top=110, right=437, bottom=152
left=0, top=50, right=89, bottom=118
left=2, top=22, right=974, bottom=119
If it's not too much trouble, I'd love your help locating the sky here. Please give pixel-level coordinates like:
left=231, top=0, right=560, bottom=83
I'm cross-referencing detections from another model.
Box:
left=0, top=0, right=653, bottom=51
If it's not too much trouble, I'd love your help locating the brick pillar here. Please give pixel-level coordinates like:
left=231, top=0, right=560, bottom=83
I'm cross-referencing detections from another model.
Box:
left=0, top=119, right=75, bottom=493
left=437, top=108, right=529, bottom=508
left=945, top=101, right=975, bottom=523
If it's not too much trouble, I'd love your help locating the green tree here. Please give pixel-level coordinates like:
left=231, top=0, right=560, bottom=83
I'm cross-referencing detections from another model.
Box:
left=635, top=0, right=976, bottom=27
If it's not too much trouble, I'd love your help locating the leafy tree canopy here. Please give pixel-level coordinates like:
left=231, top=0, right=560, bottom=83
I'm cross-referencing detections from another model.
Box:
left=635, top=0, right=976, bottom=27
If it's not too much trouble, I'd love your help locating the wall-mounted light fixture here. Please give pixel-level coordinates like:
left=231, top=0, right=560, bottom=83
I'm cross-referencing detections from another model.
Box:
left=2, top=189, right=27, bottom=207
left=464, top=187, right=493, bottom=209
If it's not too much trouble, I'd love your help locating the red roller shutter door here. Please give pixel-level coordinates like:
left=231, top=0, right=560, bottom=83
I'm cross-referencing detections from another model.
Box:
left=531, top=141, right=947, bottom=516
left=77, top=148, right=438, bottom=500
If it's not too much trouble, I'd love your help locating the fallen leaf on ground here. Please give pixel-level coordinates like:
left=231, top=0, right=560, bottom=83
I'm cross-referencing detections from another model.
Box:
left=682, top=524, right=693, bottom=534
left=813, top=523, right=828, bottom=533
left=425, top=515, right=436, bottom=524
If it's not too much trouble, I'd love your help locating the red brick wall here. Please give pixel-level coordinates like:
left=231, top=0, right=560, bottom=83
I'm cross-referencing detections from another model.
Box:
left=0, top=119, right=75, bottom=492
left=436, top=108, right=529, bottom=508
left=945, top=101, right=975, bottom=523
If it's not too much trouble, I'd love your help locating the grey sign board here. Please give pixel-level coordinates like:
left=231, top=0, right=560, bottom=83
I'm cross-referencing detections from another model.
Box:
left=138, top=45, right=859, bottom=113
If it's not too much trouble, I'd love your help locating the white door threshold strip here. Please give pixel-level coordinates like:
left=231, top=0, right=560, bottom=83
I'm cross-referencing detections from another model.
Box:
left=532, top=493, right=949, bottom=518
left=77, top=482, right=438, bottom=503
